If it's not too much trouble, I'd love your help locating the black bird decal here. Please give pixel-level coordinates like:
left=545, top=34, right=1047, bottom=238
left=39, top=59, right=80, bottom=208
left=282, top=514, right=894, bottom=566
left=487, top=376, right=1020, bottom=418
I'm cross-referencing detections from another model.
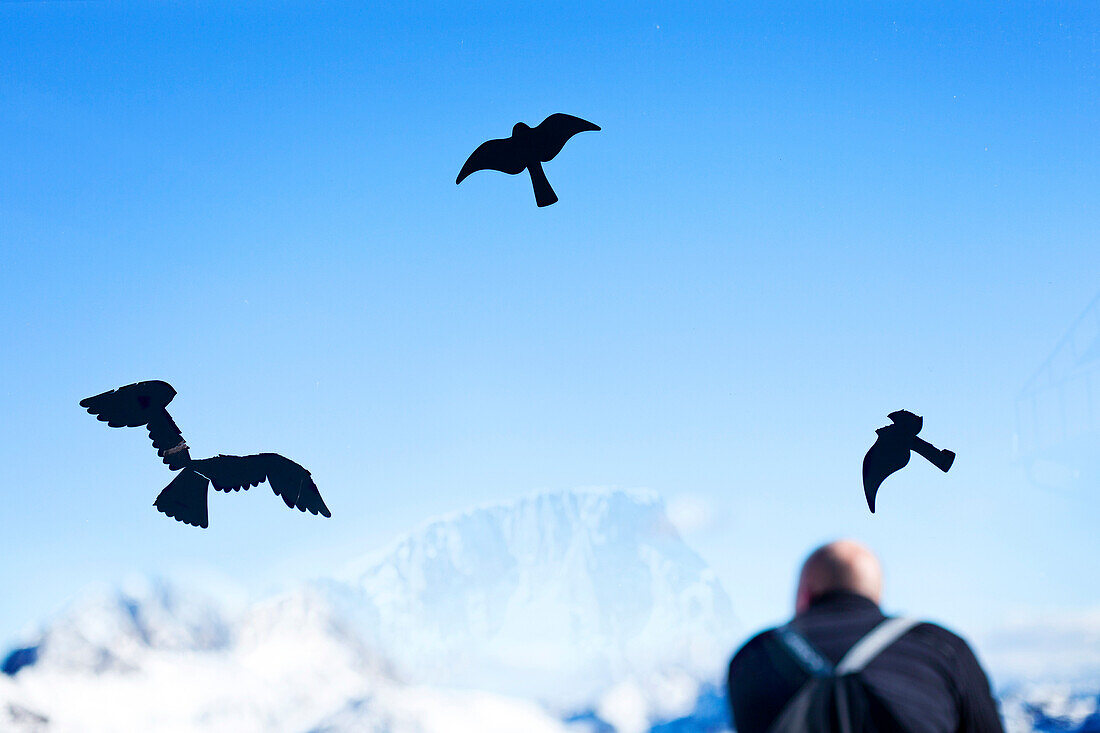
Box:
left=862, top=410, right=956, bottom=513
left=457, top=113, right=600, bottom=207
left=81, top=380, right=330, bottom=528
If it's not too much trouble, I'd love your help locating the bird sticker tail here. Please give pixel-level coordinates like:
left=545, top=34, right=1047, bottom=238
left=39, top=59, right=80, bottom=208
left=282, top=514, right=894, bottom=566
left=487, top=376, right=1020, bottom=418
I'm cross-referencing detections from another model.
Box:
left=527, top=162, right=559, bottom=207
left=154, top=469, right=210, bottom=529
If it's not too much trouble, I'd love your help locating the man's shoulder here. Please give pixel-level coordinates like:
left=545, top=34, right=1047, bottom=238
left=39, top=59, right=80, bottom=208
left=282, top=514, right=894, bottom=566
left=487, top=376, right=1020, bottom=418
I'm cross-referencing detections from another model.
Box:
left=729, top=627, right=780, bottom=673
left=730, top=619, right=978, bottom=669
left=900, top=620, right=984, bottom=664
left=899, top=619, right=976, bottom=648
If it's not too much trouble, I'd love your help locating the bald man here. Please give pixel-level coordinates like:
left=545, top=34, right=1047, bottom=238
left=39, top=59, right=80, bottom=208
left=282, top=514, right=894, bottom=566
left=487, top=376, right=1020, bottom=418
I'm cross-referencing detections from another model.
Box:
left=727, top=540, right=1003, bottom=732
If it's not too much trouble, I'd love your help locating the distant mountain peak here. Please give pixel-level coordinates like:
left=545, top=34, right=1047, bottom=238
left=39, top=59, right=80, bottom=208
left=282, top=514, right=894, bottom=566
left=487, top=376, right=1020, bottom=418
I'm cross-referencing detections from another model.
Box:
left=7, top=577, right=230, bottom=676
left=321, top=488, right=738, bottom=705
left=339, top=488, right=668, bottom=575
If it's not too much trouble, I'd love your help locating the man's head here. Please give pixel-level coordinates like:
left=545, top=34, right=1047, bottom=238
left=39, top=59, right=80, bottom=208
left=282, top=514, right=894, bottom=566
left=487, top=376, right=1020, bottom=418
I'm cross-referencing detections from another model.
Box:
left=795, top=539, right=883, bottom=614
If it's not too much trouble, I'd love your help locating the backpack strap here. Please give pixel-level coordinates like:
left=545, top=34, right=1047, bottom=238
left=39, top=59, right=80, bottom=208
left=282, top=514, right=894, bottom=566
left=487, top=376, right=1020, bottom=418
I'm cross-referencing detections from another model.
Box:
left=773, top=624, right=833, bottom=677
left=835, top=617, right=920, bottom=675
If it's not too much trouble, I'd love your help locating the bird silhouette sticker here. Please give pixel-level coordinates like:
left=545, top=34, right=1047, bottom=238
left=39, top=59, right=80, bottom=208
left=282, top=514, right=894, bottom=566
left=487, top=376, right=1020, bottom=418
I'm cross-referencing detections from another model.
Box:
left=456, top=113, right=600, bottom=207
left=80, top=380, right=330, bottom=528
left=862, top=410, right=956, bottom=513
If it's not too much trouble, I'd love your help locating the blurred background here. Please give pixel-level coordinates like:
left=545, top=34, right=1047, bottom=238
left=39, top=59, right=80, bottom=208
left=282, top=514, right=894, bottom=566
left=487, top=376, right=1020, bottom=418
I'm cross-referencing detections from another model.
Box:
left=1, top=2, right=1097, bottom=731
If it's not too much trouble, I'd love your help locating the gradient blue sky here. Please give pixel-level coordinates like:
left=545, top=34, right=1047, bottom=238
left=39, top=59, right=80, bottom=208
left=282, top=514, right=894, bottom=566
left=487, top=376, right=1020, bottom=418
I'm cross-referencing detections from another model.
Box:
left=1, top=1, right=1098, bottom=650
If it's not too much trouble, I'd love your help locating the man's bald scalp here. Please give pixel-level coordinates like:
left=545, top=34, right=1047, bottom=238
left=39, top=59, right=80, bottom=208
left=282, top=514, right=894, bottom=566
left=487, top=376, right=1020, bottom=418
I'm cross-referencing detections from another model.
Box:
left=796, top=539, right=883, bottom=614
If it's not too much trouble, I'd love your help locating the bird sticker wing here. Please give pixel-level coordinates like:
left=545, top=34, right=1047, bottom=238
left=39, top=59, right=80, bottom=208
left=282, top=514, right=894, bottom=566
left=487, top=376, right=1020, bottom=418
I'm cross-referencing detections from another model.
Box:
left=259, top=453, right=331, bottom=517
left=530, top=113, right=600, bottom=163
left=193, top=453, right=331, bottom=518
left=456, top=137, right=525, bottom=183
left=80, top=380, right=173, bottom=428
left=861, top=429, right=911, bottom=513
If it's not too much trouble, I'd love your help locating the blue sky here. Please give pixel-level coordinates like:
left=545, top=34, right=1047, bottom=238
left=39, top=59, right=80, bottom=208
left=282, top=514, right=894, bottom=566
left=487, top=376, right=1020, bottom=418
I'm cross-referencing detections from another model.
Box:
left=1, top=1, right=1098, bottom=649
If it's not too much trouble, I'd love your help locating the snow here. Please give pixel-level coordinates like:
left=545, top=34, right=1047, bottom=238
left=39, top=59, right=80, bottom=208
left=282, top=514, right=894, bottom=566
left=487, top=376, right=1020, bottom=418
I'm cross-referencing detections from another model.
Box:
left=0, top=487, right=1094, bottom=732
left=321, top=489, right=738, bottom=707
left=0, top=489, right=736, bottom=731
left=999, top=684, right=1100, bottom=733
left=3, top=583, right=573, bottom=733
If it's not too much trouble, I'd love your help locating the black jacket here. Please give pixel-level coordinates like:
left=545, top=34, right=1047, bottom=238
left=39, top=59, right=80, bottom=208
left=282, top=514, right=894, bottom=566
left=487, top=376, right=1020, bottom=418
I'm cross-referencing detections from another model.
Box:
left=727, top=592, right=1004, bottom=733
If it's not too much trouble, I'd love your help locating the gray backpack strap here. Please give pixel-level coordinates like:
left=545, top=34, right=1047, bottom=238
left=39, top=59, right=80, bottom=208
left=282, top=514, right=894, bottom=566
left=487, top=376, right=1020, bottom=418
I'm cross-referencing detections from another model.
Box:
left=835, top=617, right=920, bottom=675
left=767, top=680, right=822, bottom=733
left=774, top=624, right=833, bottom=677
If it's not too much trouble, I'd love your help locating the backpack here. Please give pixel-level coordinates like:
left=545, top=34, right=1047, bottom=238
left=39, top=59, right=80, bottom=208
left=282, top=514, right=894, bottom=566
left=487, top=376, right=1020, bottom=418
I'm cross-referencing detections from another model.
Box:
left=766, top=616, right=920, bottom=733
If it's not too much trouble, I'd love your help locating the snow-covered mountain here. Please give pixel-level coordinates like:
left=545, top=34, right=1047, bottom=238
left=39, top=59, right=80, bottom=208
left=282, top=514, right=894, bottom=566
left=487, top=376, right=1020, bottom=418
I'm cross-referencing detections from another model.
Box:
left=0, top=575, right=572, bottom=733
left=999, top=684, right=1100, bottom=733
left=0, top=489, right=737, bottom=732
left=10, top=578, right=231, bottom=676
left=318, top=489, right=738, bottom=706
left=1, top=488, right=1094, bottom=732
